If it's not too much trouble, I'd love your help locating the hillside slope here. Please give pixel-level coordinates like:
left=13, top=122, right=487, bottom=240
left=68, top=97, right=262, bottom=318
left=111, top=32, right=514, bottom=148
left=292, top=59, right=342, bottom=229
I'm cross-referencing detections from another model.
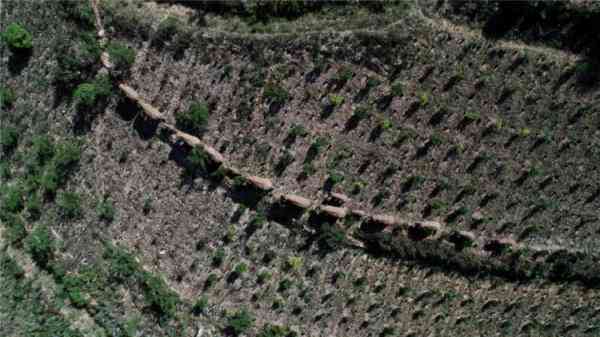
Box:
left=1, top=1, right=600, bottom=336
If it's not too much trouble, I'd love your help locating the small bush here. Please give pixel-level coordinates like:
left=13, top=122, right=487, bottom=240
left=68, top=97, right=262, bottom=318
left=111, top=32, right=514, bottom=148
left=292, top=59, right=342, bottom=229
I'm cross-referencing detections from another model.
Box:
left=257, top=270, right=272, bottom=284
left=187, top=147, right=209, bottom=174
left=352, top=105, right=370, bottom=121
left=104, top=244, right=139, bottom=281
left=155, top=16, right=180, bottom=45
left=0, top=86, right=16, bottom=108
left=26, top=135, right=55, bottom=172
left=259, top=324, right=297, bottom=337
left=229, top=262, right=248, bottom=281
left=4, top=214, right=26, bottom=245
left=274, top=150, right=294, bottom=176
left=301, top=163, right=316, bottom=177
left=96, top=197, right=115, bottom=222
left=226, top=308, right=254, bottom=336
left=141, top=271, right=179, bottom=319
left=263, top=83, right=289, bottom=104
left=326, top=171, right=344, bottom=187
left=55, top=33, right=101, bottom=90
left=391, top=81, right=403, bottom=97
left=26, top=224, right=53, bottom=268
left=176, top=102, right=210, bottom=134
left=0, top=127, right=19, bottom=153
left=284, top=256, right=303, bottom=272
left=464, top=111, right=480, bottom=121
left=2, top=23, right=33, bottom=51
left=285, top=124, right=307, bottom=144
left=57, top=191, right=82, bottom=219
left=205, top=273, right=218, bottom=289
left=53, top=139, right=81, bottom=179
left=40, top=165, right=59, bottom=195
left=335, top=66, right=353, bottom=85
left=73, top=75, right=112, bottom=107
left=192, top=296, right=209, bottom=315
left=62, top=274, right=89, bottom=308
left=328, top=94, right=344, bottom=107
left=278, top=278, right=293, bottom=292
left=26, top=192, right=42, bottom=220
left=1, top=184, right=24, bottom=214
left=305, top=137, right=328, bottom=163
left=212, top=247, right=225, bottom=267
left=107, top=42, right=135, bottom=77
left=142, top=194, right=153, bottom=214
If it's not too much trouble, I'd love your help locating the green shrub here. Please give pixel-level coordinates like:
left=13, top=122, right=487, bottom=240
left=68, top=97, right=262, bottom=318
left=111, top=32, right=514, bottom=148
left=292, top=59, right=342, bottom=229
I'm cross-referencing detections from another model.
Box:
left=274, top=150, right=294, bottom=175
left=176, top=102, right=210, bottom=134
left=391, top=81, right=403, bottom=97
left=0, top=127, right=19, bottom=153
left=328, top=94, right=344, bottom=107
left=259, top=324, right=297, bottom=337
left=430, top=133, right=444, bottom=146
left=0, top=86, right=16, bottom=108
left=4, top=214, right=26, bottom=245
left=96, top=197, right=115, bottom=222
left=205, top=273, right=218, bottom=289
left=263, top=83, right=289, bottom=104
left=464, top=111, right=480, bottom=121
left=366, top=77, right=381, bottom=90
left=1, top=184, right=24, bottom=214
left=335, top=66, right=353, bottom=84
left=55, top=33, right=101, bottom=89
left=155, top=16, right=180, bottom=44
left=212, top=247, right=225, bottom=267
left=257, top=270, right=272, bottom=284
left=142, top=194, right=152, bottom=214
left=326, top=170, right=344, bottom=186
left=62, top=274, right=89, bottom=308
left=352, top=105, right=370, bottom=121
left=278, top=278, right=293, bottom=292
left=226, top=308, right=254, bottom=336
left=57, top=191, right=82, bottom=219
left=73, top=83, right=98, bottom=107
left=73, top=75, right=112, bottom=107
left=2, top=23, right=33, bottom=51
left=287, top=124, right=307, bottom=141
left=140, top=271, right=179, bottom=318
left=380, top=326, right=397, bottom=337
left=26, top=192, right=42, bottom=220
left=0, top=255, right=24, bottom=279
left=305, top=136, right=328, bottom=162
left=26, top=224, right=53, bottom=268
left=284, top=256, right=303, bottom=272
left=40, top=165, right=60, bottom=195
left=104, top=244, right=139, bottom=281
left=0, top=163, right=10, bottom=180
left=187, top=147, right=209, bottom=173
left=192, top=296, right=209, bottom=315
left=26, top=135, right=55, bottom=173
left=229, top=262, right=248, bottom=281
left=53, top=139, right=81, bottom=178
left=107, top=42, right=135, bottom=76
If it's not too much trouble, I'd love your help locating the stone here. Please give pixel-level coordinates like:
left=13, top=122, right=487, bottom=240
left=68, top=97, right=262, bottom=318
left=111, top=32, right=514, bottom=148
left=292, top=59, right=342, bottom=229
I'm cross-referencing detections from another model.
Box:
left=245, top=175, right=273, bottom=191
left=330, top=192, right=351, bottom=204
left=320, top=205, right=348, bottom=219
left=138, top=100, right=164, bottom=121
left=407, top=221, right=442, bottom=241
left=118, top=83, right=139, bottom=101
left=281, top=194, right=312, bottom=209
left=202, top=144, right=225, bottom=164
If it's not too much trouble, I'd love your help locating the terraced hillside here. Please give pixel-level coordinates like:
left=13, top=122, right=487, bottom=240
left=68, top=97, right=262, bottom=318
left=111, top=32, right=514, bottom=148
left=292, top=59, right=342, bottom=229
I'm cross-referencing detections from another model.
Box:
left=1, top=1, right=600, bottom=336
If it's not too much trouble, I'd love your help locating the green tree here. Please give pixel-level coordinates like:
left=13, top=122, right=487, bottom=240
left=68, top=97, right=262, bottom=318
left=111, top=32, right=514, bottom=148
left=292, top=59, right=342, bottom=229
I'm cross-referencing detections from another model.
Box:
left=2, top=23, right=33, bottom=51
